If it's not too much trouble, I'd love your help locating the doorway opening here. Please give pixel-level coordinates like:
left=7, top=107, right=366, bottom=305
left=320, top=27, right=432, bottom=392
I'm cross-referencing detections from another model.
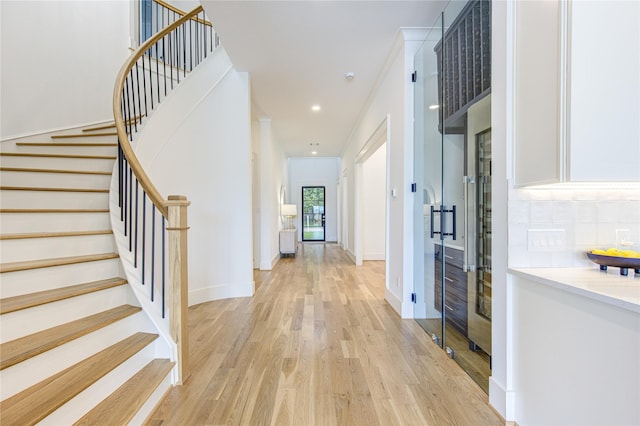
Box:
left=302, top=186, right=325, bottom=241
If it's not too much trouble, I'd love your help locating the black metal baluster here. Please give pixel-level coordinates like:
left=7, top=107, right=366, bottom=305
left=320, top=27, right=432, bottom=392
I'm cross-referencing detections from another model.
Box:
left=118, top=144, right=123, bottom=211
left=128, top=168, right=133, bottom=251
left=123, top=162, right=128, bottom=234
left=141, top=53, right=148, bottom=118
left=142, top=192, right=146, bottom=284
left=148, top=48, right=154, bottom=110
left=123, top=85, right=131, bottom=141
left=203, top=16, right=207, bottom=58
left=128, top=70, right=138, bottom=133
left=156, top=40, right=160, bottom=104
left=162, top=216, right=166, bottom=318
left=189, top=19, right=193, bottom=71
left=182, top=24, right=186, bottom=77
left=135, top=63, right=142, bottom=129
left=134, top=179, right=139, bottom=267
left=170, top=29, right=174, bottom=88
left=176, top=28, right=180, bottom=83
left=151, top=204, right=156, bottom=301
left=163, top=34, right=168, bottom=96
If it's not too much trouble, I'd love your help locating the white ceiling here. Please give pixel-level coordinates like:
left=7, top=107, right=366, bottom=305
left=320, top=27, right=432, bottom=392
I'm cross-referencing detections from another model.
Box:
left=200, top=1, right=446, bottom=157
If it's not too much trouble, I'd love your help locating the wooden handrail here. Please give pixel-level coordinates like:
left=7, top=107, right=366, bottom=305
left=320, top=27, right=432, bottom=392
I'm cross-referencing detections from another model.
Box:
left=113, top=5, right=206, bottom=217
left=152, top=0, right=212, bottom=27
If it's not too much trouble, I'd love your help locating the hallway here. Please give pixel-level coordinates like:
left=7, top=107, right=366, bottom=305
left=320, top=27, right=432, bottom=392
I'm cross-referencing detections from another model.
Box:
left=147, top=244, right=502, bottom=425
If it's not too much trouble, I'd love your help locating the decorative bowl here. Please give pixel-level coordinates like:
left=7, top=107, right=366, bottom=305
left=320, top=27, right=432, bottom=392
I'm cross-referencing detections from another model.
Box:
left=586, top=251, right=640, bottom=276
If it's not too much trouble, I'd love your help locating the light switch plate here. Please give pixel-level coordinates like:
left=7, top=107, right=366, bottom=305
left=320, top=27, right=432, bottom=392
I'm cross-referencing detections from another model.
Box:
left=528, top=229, right=566, bottom=252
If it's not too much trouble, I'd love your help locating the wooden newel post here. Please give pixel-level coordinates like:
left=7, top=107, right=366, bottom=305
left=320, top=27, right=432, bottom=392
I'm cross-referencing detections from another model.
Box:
left=166, top=195, right=191, bottom=384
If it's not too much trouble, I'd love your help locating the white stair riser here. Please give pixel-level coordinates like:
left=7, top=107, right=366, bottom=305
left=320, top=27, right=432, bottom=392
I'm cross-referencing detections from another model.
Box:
left=0, top=171, right=111, bottom=189
left=0, top=234, right=116, bottom=263
left=129, top=371, right=173, bottom=425
left=0, top=285, right=133, bottom=343
left=0, top=156, right=115, bottom=172
left=0, top=312, right=155, bottom=400
left=0, top=190, right=108, bottom=209
left=0, top=212, right=111, bottom=233
left=0, top=258, right=123, bottom=296
left=14, top=145, right=118, bottom=156
left=39, top=343, right=157, bottom=425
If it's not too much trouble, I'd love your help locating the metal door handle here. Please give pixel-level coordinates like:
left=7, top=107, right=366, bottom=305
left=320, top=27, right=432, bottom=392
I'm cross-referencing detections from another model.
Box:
left=463, top=176, right=476, bottom=272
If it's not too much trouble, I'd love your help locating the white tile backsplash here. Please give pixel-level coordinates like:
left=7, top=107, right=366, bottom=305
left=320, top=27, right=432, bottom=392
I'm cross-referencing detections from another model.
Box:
left=530, top=201, right=554, bottom=224
left=575, top=202, right=597, bottom=223
left=508, top=187, right=640, bottom=268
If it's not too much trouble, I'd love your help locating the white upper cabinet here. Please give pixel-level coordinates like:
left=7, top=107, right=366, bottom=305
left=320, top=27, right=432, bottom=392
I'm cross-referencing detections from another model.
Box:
left=515, top=0, right=640, bottom=187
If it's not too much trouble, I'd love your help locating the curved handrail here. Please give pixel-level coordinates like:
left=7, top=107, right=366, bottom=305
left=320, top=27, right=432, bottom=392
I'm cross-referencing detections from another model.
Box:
left=152, top=0, right=212, bottom=26
left=112, top=3, right=216, bottom=384
left=113, top=5, right=209, bottom=217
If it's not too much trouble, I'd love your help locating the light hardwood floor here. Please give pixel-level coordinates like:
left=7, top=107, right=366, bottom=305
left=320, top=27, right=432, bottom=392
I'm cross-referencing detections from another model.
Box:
left=146, top=243, right=502, bottom=425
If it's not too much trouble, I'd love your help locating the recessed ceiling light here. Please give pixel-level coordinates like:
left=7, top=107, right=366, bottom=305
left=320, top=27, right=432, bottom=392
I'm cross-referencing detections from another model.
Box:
left=311, top=105, right=321, bottom=112
left=311, top=151, right=318, bottom=155
left=345, top=72, right=355, bottom=80
left=429, top=104, right=440, bottom=110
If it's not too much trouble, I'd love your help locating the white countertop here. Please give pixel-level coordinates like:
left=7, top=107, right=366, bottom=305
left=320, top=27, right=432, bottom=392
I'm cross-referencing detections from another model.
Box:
left=508, top=267, right=640, bottom=314
left=433, top=240, right=464, bottom=251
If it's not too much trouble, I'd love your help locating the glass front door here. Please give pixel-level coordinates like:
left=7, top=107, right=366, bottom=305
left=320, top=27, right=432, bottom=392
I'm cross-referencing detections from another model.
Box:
left=302, top=186, right=325, bottom=241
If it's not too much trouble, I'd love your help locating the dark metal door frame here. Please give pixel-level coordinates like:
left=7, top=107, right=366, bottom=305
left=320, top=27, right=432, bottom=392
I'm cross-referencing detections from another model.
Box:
left=301, top=186, right=326, bottom=241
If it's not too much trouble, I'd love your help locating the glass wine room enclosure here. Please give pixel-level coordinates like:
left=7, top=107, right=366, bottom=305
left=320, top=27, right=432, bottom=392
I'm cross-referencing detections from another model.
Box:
left=413, top=0, right=492, bottom=393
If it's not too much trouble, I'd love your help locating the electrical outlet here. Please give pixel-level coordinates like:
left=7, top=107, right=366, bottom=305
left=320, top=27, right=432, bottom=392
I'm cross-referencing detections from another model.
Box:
left=527, top=229, right=566, bottom=252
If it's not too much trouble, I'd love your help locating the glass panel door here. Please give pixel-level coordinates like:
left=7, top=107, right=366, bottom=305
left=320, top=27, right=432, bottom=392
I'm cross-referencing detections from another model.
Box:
left=413, top=14, right=445, bottom=347
left=414, top=0, right=492, bottom=394
left=302, top=186, right=325, bottom=241
left=440, top=0, right=492, bottom=394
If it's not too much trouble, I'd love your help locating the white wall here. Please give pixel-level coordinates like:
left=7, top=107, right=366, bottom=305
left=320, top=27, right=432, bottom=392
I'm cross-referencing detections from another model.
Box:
left=341, top=29, right=425, bottom=318
left=0, top=1, right=130, bottom=140
left=362, top=143, right=387, bottom=260
left=252, top=118, right=288, bottom=270
left=288, top=157, right=339, bottom=242
left=133, top=48, right=254, bottom=305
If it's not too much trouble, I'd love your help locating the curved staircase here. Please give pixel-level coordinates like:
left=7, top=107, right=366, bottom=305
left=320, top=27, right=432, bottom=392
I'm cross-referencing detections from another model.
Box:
left=0, top=126, right=173, bottom=424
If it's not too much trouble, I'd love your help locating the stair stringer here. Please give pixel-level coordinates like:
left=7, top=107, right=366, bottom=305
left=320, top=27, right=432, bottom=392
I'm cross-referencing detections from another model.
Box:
left=106, top=48, right=237, bottom=384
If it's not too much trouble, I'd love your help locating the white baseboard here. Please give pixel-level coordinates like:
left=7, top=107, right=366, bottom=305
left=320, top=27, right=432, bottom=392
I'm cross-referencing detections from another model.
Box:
left=345, top=249, right=356, bottom=264
left=489, top=376, right=514, bottom=421
left=385, top=288, right=402, bottom=316
left=188, top=280, right=254, bottom=306
left=364, top=252, right=385, bottom=261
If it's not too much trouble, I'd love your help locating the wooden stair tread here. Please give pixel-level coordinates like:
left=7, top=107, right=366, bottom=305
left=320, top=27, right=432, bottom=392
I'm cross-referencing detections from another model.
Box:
left=0, top=152, right=116, bottom=160
left=0, top=305, right=141, bottom=370
left=82, top=116, right=141, bottom=133
left=51, top=132, right=117, bottom=139
left=0, top=332, right=158, bottom=425
left=0, top=208, right=109, bottom=213
left=0, top=186, right=108, bottom=193
left=73, top=359, right=174, bottom=426
left=0, top=167, right=111, bottom=175
left=0, top=277, right=126, bottom=314
left=15, top=142, right=117, bottom=147
left=0, top=253, right=119, bottom=273
left=0, top=229, right=112, bottom=240
left=82, top=123, right=116, bottom=132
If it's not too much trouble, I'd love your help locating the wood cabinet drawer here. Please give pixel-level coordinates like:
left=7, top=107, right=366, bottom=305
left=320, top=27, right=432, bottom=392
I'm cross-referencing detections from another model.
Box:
left=434, top=244, right=464, bottom=269
left=434, top=258, right=468, bottom=336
